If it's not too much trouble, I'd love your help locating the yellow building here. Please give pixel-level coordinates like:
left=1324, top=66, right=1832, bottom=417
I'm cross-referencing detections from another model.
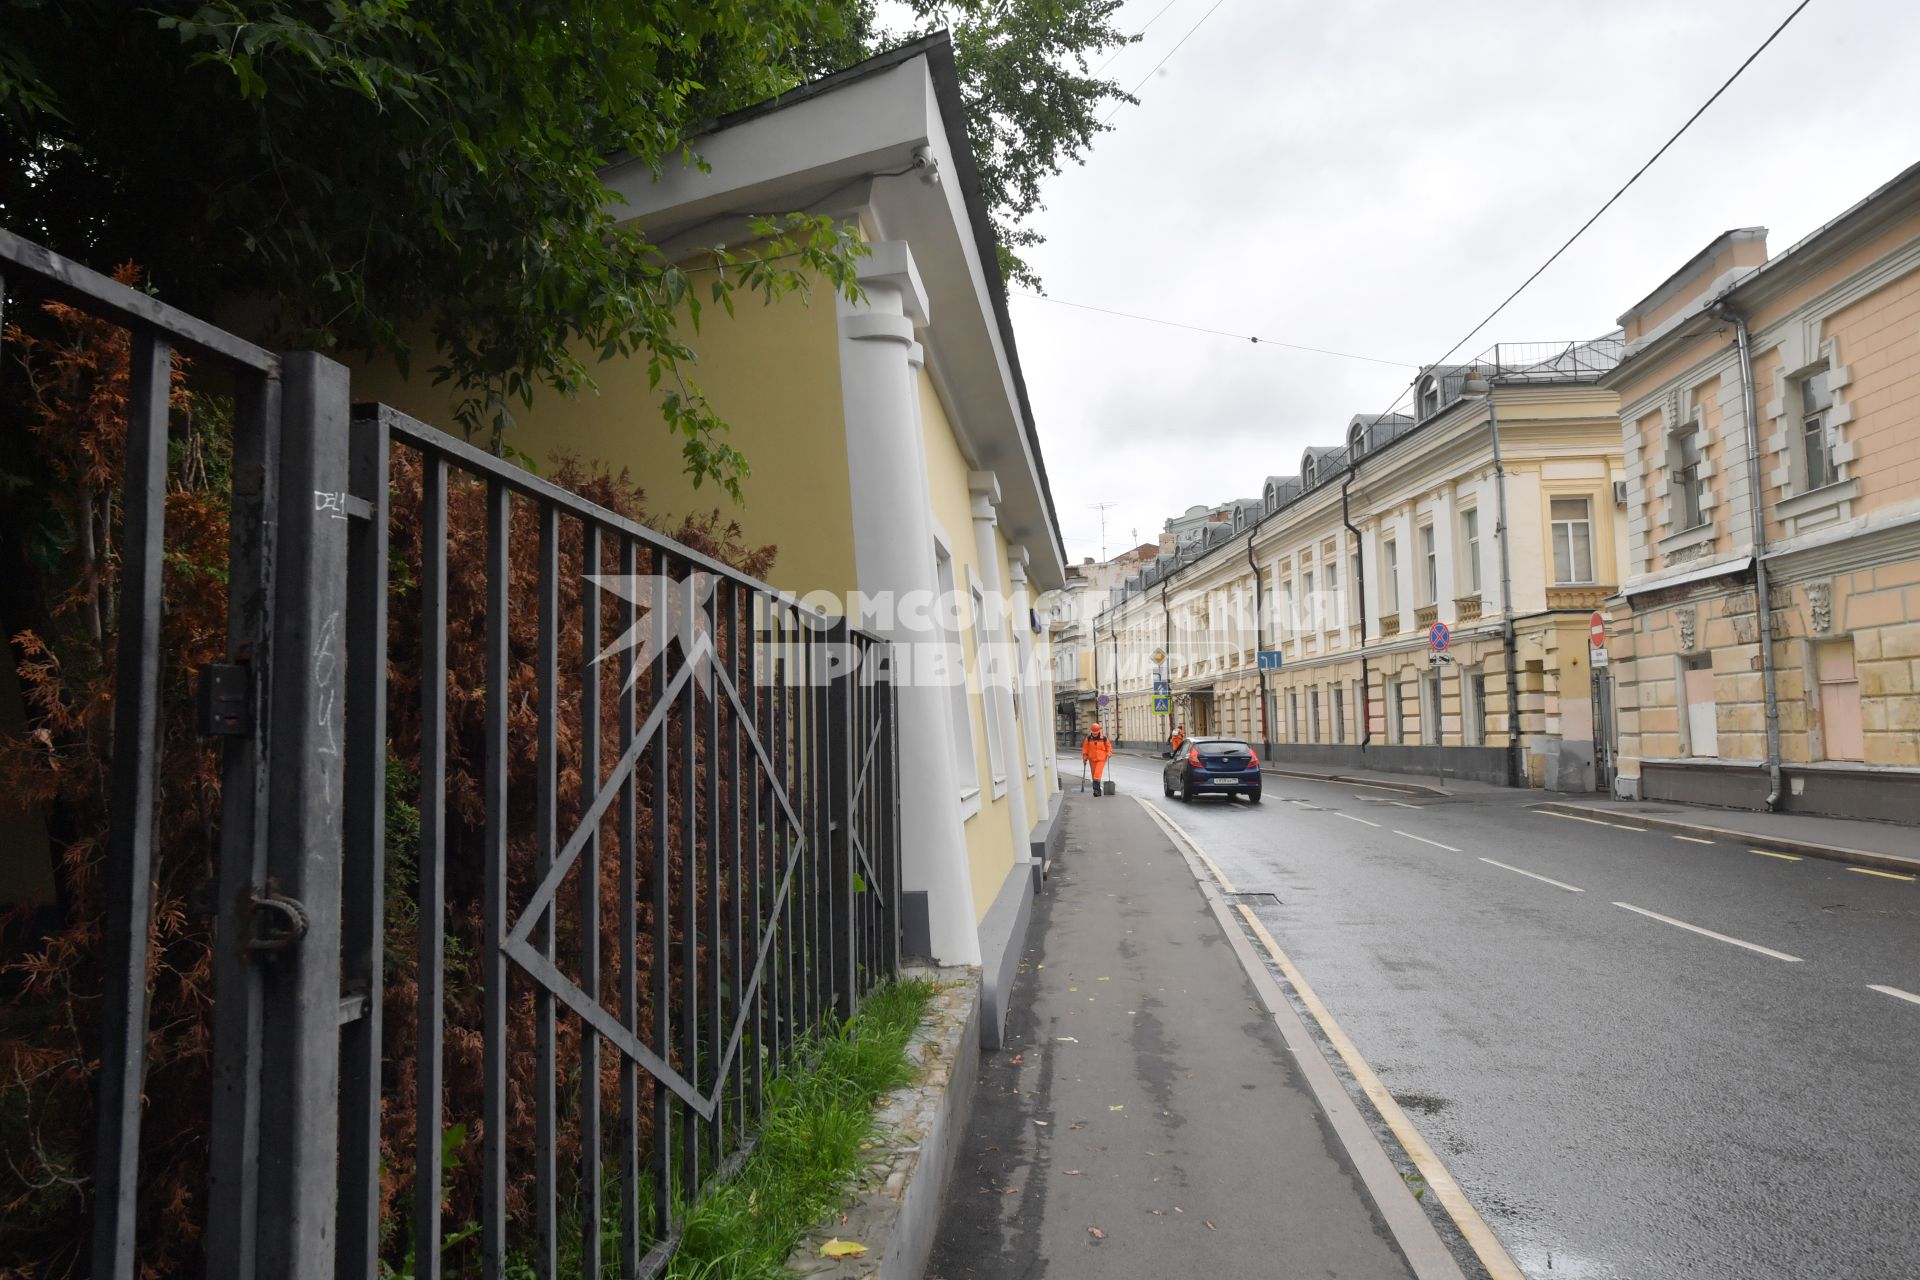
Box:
left=1096, top=341, right=1626, bottom=791
left=353, top=35, right=1065, bottom=1041
left=1602, top=160, right=1920, bottom=821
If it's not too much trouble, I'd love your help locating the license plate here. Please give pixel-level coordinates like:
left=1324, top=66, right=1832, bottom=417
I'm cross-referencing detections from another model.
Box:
left=1214, top=777, right=1239, bottom=785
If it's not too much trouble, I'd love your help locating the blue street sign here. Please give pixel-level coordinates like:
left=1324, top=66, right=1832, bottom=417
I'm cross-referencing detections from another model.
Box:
left=1097, top=693, right=1111, bottom=707
left=1152, top=694, right=1170, bottom=715
left=1429, top=621, right=1451, bottom=651
left=1257, top=650, right=1285, bottom=671
left=1153, top=679, right=1171, bottom=695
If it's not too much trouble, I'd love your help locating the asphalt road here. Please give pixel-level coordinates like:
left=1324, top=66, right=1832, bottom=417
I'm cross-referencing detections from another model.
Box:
left=1101, top=752, right=1920, bottom=1280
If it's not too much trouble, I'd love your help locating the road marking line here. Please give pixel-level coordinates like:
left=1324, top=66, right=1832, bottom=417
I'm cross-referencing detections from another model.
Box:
left=1748, top=848, right=1802, bottom=862
left=1674, top=835, right=1715, bottom=845
left=1334, top=812, right=1381, bottom=828
left=1545, top=810, right=1612, bottom=826
left=1387, top=799, right=1423, bottom=809
left=1542, top=809, right=1643, bottom=832
left=1394, top=830, right=1461, bottom=852
left=1478, top=858, right=1584, bottom=892
left=1848, top=867, right=1916, bottom=882
left=1613, top=902, right=1803, bottom=962
left=1868, top=984, right=1920, bottom=1007
left=1136, top=798, right=1238, bottom=893
left=1234, top=905, right=1525, bottom=1280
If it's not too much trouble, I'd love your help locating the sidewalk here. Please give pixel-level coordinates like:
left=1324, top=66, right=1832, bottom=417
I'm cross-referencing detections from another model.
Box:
left=1532, top=795, right=1920, bottom=875
left=926, top=791, right=1448, bottom=1280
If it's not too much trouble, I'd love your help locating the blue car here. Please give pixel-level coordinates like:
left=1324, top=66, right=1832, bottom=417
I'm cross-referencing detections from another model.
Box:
left=1162, top=737, right=1262, bottom=803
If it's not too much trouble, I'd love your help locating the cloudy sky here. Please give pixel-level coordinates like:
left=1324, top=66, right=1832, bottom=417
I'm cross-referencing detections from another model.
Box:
left=1003, top=0, right=1920, bottom=565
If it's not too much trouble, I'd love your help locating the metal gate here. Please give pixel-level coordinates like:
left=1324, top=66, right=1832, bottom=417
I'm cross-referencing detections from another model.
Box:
left=1, top=231, right=900, bottom=1279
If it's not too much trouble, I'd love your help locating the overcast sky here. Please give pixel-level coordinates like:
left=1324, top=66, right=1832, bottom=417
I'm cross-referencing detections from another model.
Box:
left=1003, top=0, right=1920, bottom=565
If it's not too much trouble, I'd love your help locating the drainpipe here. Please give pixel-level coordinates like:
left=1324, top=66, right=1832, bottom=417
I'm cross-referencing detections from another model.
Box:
left=1484, top=386, right=1524, bottom=790
left=1247, top=529, right=1273, bottom=754
left=1715, top=302, right=1785, bottom=811
left=1340, top=467, right=1372, bottom=751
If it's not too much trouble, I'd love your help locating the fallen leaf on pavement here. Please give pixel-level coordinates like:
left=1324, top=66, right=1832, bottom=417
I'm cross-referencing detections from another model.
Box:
left=1003, top=1187, right=1020, bottom=1196
left=820, top=1239, right=867, bottom=1259
left=1033, top=1120, right=1049, bottom=1126
left=1087, top=1227, right=1106, bottom=1240
left=1056, top=1036, right=1078, bottom=1043
left=1109, top=1105, right=1124, bottom=1112
left=1098, top=976, right=1110, bottom=982
left=1068, top=986, right=1078, bottom=992
left=1205, top=1221, right=1216, bottom=1231
left=1149, top=1209, right=1163, bottom=1216
left=1064, top=1169, right=1083, bottom=1176
left=1008, top=1054, right=1023, bottom=1064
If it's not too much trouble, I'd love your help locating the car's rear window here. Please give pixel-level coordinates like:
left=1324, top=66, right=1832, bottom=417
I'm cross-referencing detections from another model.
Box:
left=1196, top=740, right=1251, bottom=755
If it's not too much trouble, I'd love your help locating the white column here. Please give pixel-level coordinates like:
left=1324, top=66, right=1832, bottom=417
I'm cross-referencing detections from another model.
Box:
left=969, top=471, right=1034, bottom=853
left=837, top=241, right=980, bottom=965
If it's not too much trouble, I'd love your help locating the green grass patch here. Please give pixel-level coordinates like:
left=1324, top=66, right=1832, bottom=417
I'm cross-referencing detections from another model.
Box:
left=665, top=979, right=937, bottom=1280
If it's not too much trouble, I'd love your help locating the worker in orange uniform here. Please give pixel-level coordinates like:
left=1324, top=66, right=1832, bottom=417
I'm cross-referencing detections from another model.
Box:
left=1082, top=722, right=1113, bottom=796
left=1168, top=723, right=1185, bottom=758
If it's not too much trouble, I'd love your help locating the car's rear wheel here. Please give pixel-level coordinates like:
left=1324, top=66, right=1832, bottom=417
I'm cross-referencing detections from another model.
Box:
left=1163, top=776, right=1173, bottom=797
left=1245, top=789, right=1262, bottom=803
left=1178, top=776, right=1193, bottom=803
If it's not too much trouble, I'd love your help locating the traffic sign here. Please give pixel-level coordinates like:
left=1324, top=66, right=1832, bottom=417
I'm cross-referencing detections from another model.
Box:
left=1152, top=694, right=1170, bottom=715
left=1590, top=611, right=1606, bottom=646
left=1096, top=693, right=1110, bottom=707
left=1591, top=646, right=1610, bottom=668
left=1151, top=647, right=1166, bottom=664
left=1257, top=650, right=1284, bottom=671
left=1153, top=679, right=1171, bottom=695
left=1429, top=621, right=1451, bottom=651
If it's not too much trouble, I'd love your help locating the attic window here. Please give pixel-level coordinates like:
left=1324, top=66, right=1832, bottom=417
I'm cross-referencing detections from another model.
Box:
left=1265, top=484, right=1277, bottom=511
left=1348, top=422, right=1368, bottom=455
left=1303, top=457, right=1317, bottom=485
left=1420, top=376, right=1442, bottom=420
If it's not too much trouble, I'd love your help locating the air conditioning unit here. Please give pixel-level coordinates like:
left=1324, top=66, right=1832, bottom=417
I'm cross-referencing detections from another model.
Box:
left=1613, top=480, right=1629, bottom=507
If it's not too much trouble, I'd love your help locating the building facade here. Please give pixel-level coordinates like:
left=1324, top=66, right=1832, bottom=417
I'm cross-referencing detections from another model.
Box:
left=1096, top=340, right=1627, bottom=790
left=1603, top=162, right=1920, bottom=821
left=1049, top=544, right=1158, bottom=745
left=352, top=36, right=1063, bottom=1037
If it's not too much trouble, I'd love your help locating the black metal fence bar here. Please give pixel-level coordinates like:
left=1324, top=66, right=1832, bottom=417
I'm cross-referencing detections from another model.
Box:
left=482, top=477, right=512, bottom=1279
left=415, top=454, right=450, bottom=1280
left=579, top=523, right=604, bottom=1280
left=88, top=331, right=172, bottom=1280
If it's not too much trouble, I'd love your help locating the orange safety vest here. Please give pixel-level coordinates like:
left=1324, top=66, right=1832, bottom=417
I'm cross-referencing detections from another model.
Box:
left=1082, top=732, right=1112, bottom=774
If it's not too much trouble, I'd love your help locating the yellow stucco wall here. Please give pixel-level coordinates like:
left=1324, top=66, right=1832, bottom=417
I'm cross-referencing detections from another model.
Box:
left=916, top=365, right=1018, bottom=922
left=347, top=282, right=859, bottom=600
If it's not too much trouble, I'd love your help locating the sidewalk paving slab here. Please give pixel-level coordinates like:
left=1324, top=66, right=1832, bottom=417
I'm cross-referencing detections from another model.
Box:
left=1533, top=796, right=1920, bottom=876
left=925, top=790, right=1442, bottom=1280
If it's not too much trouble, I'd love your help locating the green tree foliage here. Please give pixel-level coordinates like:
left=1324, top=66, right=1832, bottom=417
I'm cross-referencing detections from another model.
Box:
left=0, top=1, right=1131, bottom=491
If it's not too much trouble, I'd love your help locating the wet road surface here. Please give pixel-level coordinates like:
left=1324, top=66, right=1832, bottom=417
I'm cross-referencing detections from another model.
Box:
left=1102, top=752, right=1920, bottom=1280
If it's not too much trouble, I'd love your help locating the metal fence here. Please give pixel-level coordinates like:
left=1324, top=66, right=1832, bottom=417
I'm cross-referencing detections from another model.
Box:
left=0, top=231, right=900, bottom=1279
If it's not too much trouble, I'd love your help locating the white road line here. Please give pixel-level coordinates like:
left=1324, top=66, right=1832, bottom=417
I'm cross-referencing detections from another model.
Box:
left=1868, top=984, right=1920, bottom=1007
left=1674, top=835, right=1715, bottom=845
left=1613, top=902, right=1803, bottom=962
left=1334, top=812, right=1382, bottom=828
left=1394, top=830, right=1461, bottom=852
left=1478, top=858, right=1584, bottom=893
left=1387, top=799, right=1423, bottom=809
left=1542, top=809, right=1642, bottom=832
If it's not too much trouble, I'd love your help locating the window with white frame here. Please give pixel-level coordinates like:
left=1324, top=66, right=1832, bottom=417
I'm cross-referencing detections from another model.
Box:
left=1332, top=684, right=1347, bottom=743
left=1303, top=570, right=1316, bottom=632
left=1800, top=368, right=1838, bottom=491
left=1418, top=376, right=1440, bottom=419
left=934, top=541, right=980, bottom=802
left=1419, top=523, right=1438, bottom=604
left=1349, top=552, right=1361, bottom=624
left=1671, top=415, right=1709, bottom=530
left=1422, top=671, right=1443, bottom=745
left=1460, top=508, right=1482, bottom=594
left=1464, top=669, right=1487, bottom=745
left=1383, top=538, right=1401, bottom=612
left=1309, top=687, right=1321, bottom=743
left=1550, top=498, right=1595, bottom=584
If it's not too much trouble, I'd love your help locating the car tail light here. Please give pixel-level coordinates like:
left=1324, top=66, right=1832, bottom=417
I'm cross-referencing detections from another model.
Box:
left=1248, top=750, right=1259, bottom=767
left=1187, top=747, right=1201, bottom=765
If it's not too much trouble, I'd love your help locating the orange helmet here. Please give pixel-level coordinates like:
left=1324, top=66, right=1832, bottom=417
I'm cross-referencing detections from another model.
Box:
left=1089, top=723, right=1103, bottom=734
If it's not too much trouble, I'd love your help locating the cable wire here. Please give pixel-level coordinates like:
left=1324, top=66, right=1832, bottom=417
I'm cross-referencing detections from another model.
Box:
left=1013, top=291, right=1417, bottom=367
left=1092, top=0, right=1186, bottom=77
left=1102, top=0, right=1232, bottom=125
left=1419, top=0, right=1816, bottom=375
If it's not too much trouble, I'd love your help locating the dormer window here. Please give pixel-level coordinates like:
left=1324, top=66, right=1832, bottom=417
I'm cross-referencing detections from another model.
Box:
left=1303, top=456, right=1317, bottom=486
left=1265, top=483, right=1277, bottom=512
left=1418, top=376, right=1440, bottom=419
left=1348, top=422, right=1368, bottom=456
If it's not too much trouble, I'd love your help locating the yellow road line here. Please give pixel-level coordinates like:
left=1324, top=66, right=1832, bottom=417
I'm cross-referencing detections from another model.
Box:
left=1235, top=906, right=1525, bottom=1280
left=1674, top=835, right=1715, bottom=845
left=1848, top=867, right=1916, bottom=882
left=1544, top=809, right=1642, bottom=832
left=1748, top=849, right=1802, bottom=862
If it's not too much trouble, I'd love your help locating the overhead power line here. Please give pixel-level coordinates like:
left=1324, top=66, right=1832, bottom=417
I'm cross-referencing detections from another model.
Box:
left=1092, top=0, right=1186, bottom=77
left=1421, top=0, right=1817, bottom=375
left=1012, top=291, right=1417, bottom=368
left=1102, top=0, right=1232, bottom=125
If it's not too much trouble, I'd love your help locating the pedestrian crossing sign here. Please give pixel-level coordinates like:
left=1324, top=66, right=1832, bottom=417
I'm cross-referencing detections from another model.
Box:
left=1152, top=694, right=1170, bottom=715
